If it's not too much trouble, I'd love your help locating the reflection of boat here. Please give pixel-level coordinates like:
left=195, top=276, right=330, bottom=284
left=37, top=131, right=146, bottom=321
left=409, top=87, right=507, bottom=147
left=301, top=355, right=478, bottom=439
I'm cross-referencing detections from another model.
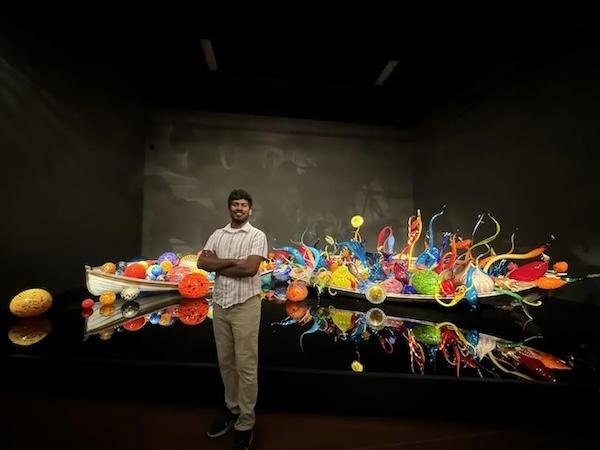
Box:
left=84, top=292, right=183, bottom=336
left=84, top=291, right=213, bottom=339
left=85, top=265, right=187, bottom=296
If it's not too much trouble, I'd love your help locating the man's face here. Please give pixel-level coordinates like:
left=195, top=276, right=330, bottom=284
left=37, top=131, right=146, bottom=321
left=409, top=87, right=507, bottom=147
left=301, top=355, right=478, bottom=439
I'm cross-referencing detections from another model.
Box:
left=229, top=199, right=251, bottom=223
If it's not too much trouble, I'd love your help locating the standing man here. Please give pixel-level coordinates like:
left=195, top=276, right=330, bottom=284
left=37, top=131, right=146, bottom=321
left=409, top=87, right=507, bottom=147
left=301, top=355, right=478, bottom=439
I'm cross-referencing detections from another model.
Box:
left=197, top=189, right=268, bottom=450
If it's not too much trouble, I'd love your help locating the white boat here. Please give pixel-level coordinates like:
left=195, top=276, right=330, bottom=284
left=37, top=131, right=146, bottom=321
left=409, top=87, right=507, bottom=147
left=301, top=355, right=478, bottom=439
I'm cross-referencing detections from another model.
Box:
left=83, top=292, right=184, bottom=336
left=85, top=265, right=272, bottom=296
left=85, top=265, right=209, bottom=296
left=325, top=284, right=536, bottom=306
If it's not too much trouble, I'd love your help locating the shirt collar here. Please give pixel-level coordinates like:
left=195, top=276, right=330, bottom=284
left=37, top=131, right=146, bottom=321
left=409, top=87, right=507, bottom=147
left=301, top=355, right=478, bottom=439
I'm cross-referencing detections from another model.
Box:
left=223, top=221, right=252, bottom=233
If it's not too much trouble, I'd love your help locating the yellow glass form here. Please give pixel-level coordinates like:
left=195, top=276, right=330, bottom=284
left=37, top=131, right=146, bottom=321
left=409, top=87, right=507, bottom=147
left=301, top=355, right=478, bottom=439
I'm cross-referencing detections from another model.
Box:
left=331, top=309, right=354, bottom=333
left=351, top=215, right=364, bottom=228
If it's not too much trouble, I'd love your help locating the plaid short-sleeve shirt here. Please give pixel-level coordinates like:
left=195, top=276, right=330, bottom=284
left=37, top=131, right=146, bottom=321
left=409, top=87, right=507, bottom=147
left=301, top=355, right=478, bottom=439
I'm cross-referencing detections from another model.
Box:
left=203, top=222, right=268, bottom=309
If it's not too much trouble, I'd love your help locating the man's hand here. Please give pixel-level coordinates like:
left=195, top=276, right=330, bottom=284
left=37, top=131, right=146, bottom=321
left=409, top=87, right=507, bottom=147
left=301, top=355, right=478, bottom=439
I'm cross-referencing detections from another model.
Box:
left=197, top=250, right=239, bottom=272
left=197, top=250, right=263, bottom=278
left=219, top=255, right=265, bottom=278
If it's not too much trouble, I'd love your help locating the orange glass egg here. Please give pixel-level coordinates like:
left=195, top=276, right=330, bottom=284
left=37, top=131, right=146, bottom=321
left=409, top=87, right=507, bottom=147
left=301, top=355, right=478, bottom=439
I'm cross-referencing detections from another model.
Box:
left=286, top=281, right=308, bottom=302
left=99, top=291, right=116, bottom=305
left=178, top=273, right=210, bottom=298
left=553, top=261, right=568, bottom=273
left=123, top=263, right=146, bottom=279
left=535, top=277, right=567, bottom=289
left=9, top=288, right=53, bottom=318
left=101, top=262, right=117, bottom=274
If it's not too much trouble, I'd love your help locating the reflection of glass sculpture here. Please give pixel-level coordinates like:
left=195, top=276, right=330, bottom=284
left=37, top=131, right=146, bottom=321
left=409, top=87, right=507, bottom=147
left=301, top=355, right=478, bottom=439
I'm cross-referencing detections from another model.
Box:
left=272, top=302, right=573, bottom=382
left=178, top=298, right=210, bottom=325
left=8, top=316, right=52, bottom=346
left=121, top=300, right=140, bottom=318
left=83, top=293, right=211, bottom=340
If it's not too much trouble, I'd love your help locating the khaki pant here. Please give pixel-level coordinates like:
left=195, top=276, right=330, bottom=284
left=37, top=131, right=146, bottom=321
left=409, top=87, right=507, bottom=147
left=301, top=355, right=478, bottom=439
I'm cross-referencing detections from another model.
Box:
left=212, top=295, right=261, bottom=431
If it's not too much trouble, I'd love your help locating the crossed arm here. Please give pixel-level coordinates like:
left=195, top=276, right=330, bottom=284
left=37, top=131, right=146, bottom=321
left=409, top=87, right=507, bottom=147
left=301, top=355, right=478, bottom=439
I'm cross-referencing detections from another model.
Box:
left=197, top=250, right=263, bottom=278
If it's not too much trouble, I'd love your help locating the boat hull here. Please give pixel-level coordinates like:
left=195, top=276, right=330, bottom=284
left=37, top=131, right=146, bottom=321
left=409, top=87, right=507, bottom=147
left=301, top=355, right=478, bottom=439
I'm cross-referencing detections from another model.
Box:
left=85, top=265, right=206, bottom=296
left=324, top=285, right=536, bottom=306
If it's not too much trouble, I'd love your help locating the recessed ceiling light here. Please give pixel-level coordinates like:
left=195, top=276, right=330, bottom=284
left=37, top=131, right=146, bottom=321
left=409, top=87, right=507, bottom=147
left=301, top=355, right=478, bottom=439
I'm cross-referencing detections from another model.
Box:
left=201, top=39, right=218, bottom=71
left=375, top=60, right=398, bottom=86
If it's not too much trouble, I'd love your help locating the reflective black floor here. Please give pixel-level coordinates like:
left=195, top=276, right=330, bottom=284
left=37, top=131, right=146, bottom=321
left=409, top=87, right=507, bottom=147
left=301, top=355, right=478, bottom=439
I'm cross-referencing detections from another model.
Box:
left=1, top=279, right=600, bottom=422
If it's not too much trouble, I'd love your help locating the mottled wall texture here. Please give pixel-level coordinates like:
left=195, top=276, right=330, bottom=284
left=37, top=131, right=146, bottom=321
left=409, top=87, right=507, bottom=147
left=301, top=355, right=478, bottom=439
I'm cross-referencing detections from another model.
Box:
left=142, top=112, right=415, bottom=257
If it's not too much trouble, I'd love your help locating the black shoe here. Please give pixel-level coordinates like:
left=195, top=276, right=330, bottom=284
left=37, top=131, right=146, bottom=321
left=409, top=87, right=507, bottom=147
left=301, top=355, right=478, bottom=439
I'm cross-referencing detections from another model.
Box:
left=206, top=410, right=239, bottom=438
left=233, top=429, right=253, bottom=450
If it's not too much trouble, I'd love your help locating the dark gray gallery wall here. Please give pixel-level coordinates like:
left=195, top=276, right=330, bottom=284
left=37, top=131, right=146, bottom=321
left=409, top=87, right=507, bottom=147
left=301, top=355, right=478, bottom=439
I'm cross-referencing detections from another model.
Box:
left=414, top=58, right=600, bottom=277
left=143, top=111, right=415, bottom=257
left=0, top=39, right=146, bottom=302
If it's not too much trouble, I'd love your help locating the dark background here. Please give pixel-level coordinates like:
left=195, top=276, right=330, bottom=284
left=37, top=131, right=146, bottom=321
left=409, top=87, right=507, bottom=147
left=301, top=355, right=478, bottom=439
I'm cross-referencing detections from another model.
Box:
left=1, top=4, right=599, bottom=305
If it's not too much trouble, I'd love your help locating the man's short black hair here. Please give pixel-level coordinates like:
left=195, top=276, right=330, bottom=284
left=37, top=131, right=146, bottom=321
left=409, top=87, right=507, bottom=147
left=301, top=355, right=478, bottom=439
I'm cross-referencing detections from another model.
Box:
left=228, top=189, right=253, bottom=208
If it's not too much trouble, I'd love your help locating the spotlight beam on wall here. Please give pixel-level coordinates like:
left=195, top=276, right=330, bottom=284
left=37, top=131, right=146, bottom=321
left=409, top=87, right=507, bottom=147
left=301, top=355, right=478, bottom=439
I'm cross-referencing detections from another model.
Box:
left=201, top=39, right=218, bottom=71
left=375, top=60, right=398, bottom=86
